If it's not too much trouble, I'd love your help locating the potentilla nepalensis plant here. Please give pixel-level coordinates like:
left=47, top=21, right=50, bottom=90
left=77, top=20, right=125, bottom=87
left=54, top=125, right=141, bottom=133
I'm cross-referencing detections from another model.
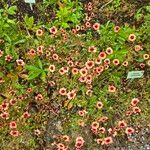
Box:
left=0, top=0, right=150, bottom=150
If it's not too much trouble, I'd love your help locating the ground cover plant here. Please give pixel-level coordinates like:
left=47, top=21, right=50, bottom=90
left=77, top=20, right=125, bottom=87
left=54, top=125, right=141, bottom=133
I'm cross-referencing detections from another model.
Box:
left=0, top=0, right=150, bottom=149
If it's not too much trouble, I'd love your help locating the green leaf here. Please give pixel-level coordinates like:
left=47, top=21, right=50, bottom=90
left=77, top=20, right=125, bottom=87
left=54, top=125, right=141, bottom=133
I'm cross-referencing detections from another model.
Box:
left=28, top=72, right=41, bottom=80
left=3, top=33, right=11, bottom=43
left=24, top=15, right=34, bottom=29
left=25, top=65, right=42, bottom=72
left=7, top=19, right=16, bottom=25
left=7, top=6, right=17, bottom=15
left=14, top=39, right=26, bottom=45
left=40, top=72, right=46, bottom=82
left=37, top=59, right=43, bottom=69
left=61, top=22, right=69, bottom=28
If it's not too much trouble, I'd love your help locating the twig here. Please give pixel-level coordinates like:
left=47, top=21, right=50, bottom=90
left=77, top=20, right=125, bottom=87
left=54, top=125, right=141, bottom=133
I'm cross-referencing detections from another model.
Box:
left=99, top=0, right=113, bottom=11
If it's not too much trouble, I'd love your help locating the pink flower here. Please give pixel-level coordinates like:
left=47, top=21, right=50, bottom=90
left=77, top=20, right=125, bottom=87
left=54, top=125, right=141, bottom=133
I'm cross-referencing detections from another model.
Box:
left=93, top=23, right=100, bottom=30
left=96, top=101, right=103, bottom=109
left=49, top=26, right=57, bottom=34
left=62, top=135, right=70, bottom=142
left=99, top=127, right=106, bottom=133
left=131, top=98, right=140, bottom=106
left=35, top=94, right=43, bottom=101
left=102, top=137, right=113, bottom=145
left=78, top=110, right=87, bottom=117
left=71, top=68, right=79, bottom=75
left=75, top=136, right=85, bottom=149
left=23, top=111, right=30, bottom=118
left=88, top=46, right=97, bottom=53
left=106, top=47, right=113, bottom=55
left=114, top=26, right=120, bottom=32
left=128, top=34, right=136, bottom=42
left=108, top=85, right=116, bottom=93
left=79, top=68, right=88, bottom=77
left=59, top=88, right=67, bottom=96
left=9, top=121, right=17, bottom=129
left=0, top=50, right=4, bottom=57
left=91, top=121, right=99, bottom=129
left=10, top=130, right=19, bottom=137
left=67, top=90, right=76, bottom=100
left=49, top=65, right=56, bottom=73
left=98, top=52, right=107, bottom=59
left=113, top=59, right=120, bottom=65
left=36, top=29, right=44, bottom=36
left=132, top=106, right=141, bottom=113
left=125, top=127, right=135, bottom=135
left=0, top=112, right=9, bottom=119
left=118, top=120, right=127, bottom=128
left=5, top=55, right=12, bottom=62
left=85, top=60, right=95, bottom=69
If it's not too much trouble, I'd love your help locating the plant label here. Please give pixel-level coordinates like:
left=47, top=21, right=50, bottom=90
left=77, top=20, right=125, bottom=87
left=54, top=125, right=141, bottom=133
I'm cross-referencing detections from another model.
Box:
left=25, top=0, right=35, bottom=3
left=127, top=71, right=144, bottom=79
